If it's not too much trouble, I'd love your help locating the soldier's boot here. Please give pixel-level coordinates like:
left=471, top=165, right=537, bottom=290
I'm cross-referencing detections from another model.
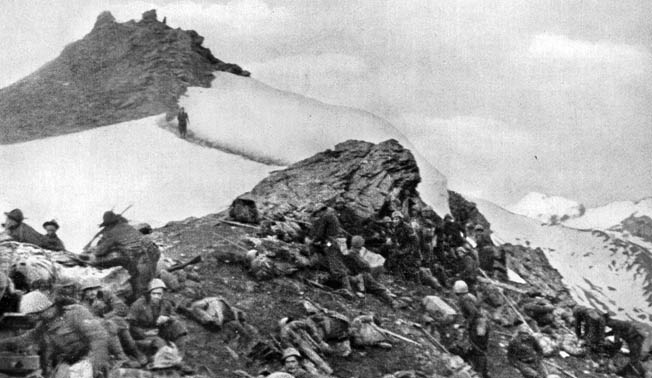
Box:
left=119, top=328, right=148, bottom=366
left=335, top=276, right=355, bottom=300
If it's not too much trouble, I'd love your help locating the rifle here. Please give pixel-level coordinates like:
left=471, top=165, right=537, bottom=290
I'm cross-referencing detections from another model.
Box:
left=167, top=255, right=202, bottom=273
left=83, top=204, right=133, bottom=250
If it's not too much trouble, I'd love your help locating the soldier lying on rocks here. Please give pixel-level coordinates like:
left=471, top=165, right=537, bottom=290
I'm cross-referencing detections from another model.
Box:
left=507, top=325, right=547, bottom=378
left=177, top=295, right=259, bottom=348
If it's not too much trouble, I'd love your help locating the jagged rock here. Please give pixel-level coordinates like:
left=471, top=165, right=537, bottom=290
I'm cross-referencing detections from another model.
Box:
left=232, top=139, right=439, bottom=231
left=503, top=243, right=573, bottom=304
left=448, top=191, right=489, bottom=230
left=94, top=11, right=116, bottom=28
left=141, top=9, right=158, bottom=22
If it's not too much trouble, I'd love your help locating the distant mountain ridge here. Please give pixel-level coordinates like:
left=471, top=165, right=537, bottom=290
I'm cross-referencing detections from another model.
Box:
left=0, top=9, right=248, bottom=143
left=507, top=191, right=585, bottom=224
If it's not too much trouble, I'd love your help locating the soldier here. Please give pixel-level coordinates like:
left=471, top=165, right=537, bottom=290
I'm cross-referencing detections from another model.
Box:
left=573, top=305, right=605, bottom=352
left=521, top=293, right=555, bottom=328
left=128, top=279, right=188, bottom=356
left=385, top=211, right=422, bottom=282
left=443, top=215, right=466, bottom=249
left=3, top=209, right=54, bottom=251
left=308, top=204, right=355, bottom=299
left=86, top=210, right=160, bottom=303
left=80, top=278, right=147, bottom=366
left=455, top=246, right=479, bottom=294
left=278, top=316, right=333, bottom=375
left=604, top=315, right=646, bottom=376
left=344, top=235, right=395, bottom=305
left=177, top=107, right=189, bottom=138
left=0, top=291, right=110, bottom=377
left=474, top=225, right=495, bottom=275
left=42, top=219, right=66, bottom=251
left=281, top=348, right=318, bottom=378
left=454, top=280, right=490, bottom=378
left=507, top=327, right=546, bottom=378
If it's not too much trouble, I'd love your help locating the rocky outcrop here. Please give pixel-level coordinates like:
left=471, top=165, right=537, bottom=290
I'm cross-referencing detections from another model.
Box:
left=448, top=190, right=489, bottom=230
left=620, top=214, right=652, bottom=243
left=0, top=9, right=249, bottom=143
left=231, top=139, right=440, bottom=231
left=503, top=243, right=573, bottom=304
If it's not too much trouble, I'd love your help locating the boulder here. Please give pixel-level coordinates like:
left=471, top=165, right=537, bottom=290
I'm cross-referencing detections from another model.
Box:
left=231, top=139, right=441, bottom=233
left=422, top=296, right=457, bottom=324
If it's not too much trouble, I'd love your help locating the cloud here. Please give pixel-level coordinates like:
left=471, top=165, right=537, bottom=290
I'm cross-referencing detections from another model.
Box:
left=528, top=33, right=648, bottom=64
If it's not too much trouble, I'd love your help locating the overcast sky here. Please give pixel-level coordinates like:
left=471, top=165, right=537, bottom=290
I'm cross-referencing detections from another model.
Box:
left=1, top=0, right=650, bottom=207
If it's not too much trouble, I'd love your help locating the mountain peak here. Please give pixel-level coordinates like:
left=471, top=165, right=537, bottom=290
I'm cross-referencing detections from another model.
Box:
left=0, top=10, right=250, bottom=143
left=507, top=191, right=585, bottom=224
left=94, top=11, right=116, bottom=28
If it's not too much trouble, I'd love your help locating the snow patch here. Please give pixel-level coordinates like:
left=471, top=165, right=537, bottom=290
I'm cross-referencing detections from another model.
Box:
left=180, top=73, right=450, bottom=216
left=0, top=116, right=275, bottom=251
left=474, top=197, right=652, bottom=324
left=564, top=198, right=652, bottom=230
left=507, top=192, right=584, bottom=224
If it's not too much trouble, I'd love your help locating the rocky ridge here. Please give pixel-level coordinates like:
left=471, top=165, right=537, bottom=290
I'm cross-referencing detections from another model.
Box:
left=0, top=10, right=248, bottom=143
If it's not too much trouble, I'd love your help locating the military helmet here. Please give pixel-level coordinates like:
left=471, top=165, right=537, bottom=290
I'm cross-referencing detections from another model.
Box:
left=148, top=278, right=167, bottom=292
left=453, top=280, right=468, bottom=294
left=282, top=347, right=301, bottom=361
left=351, top=235, right=365, bottom=248
left=391, top=211, right=404, bottom=219
left=20, top=291, right=53, bottom=314
left=474, top=224, right=485, bottom=231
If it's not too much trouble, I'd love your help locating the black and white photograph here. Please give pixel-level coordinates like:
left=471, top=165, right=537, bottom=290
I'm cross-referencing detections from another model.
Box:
left=0, top=1, right=650, bottom=377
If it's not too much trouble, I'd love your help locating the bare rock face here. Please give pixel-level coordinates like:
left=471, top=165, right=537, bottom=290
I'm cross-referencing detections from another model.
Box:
left=232, top=139, right=440, bottom=229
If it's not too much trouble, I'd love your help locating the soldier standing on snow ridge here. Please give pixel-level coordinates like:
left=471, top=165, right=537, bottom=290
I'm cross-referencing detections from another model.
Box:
left=177, top=107, right=189, bottom=138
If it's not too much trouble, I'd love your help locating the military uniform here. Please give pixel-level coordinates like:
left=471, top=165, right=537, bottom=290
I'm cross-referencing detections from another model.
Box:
left=507, top=331, right=546, bottom=378
left=458, top=293, right=490, bottom=378
left=606, top=318, right=646, bottom=376
left=343, top=251, right=394, bottom=304
left=573, top=306, right=605, bottom=350
left=83, top=289, right=142, bottom=362
left=310, top=207, right=352, bottom=292
left=0, top=304, right=109, bottom=377
left=128, top=296, right=187, bottom=352
left=7, top=222, right=52, bottom=250
left=43, top=233, right=66, bottom=251
left=92, top=218, right=160, bottom=303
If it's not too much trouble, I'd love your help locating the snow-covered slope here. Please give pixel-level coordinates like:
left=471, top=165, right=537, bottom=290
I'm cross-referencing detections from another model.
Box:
left=507, top=192, right=584, bottom=224
left=564, top=198, right=652, bottom=230
left=179, top=73, right=450, bottom=217
left=475, top=198, right=652, bottom=323
left=0, top=116, right=275, bottom=252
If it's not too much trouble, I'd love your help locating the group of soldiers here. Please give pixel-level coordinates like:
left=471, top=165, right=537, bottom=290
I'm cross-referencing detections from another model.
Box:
left=0, top=208, right=187, bottom=377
